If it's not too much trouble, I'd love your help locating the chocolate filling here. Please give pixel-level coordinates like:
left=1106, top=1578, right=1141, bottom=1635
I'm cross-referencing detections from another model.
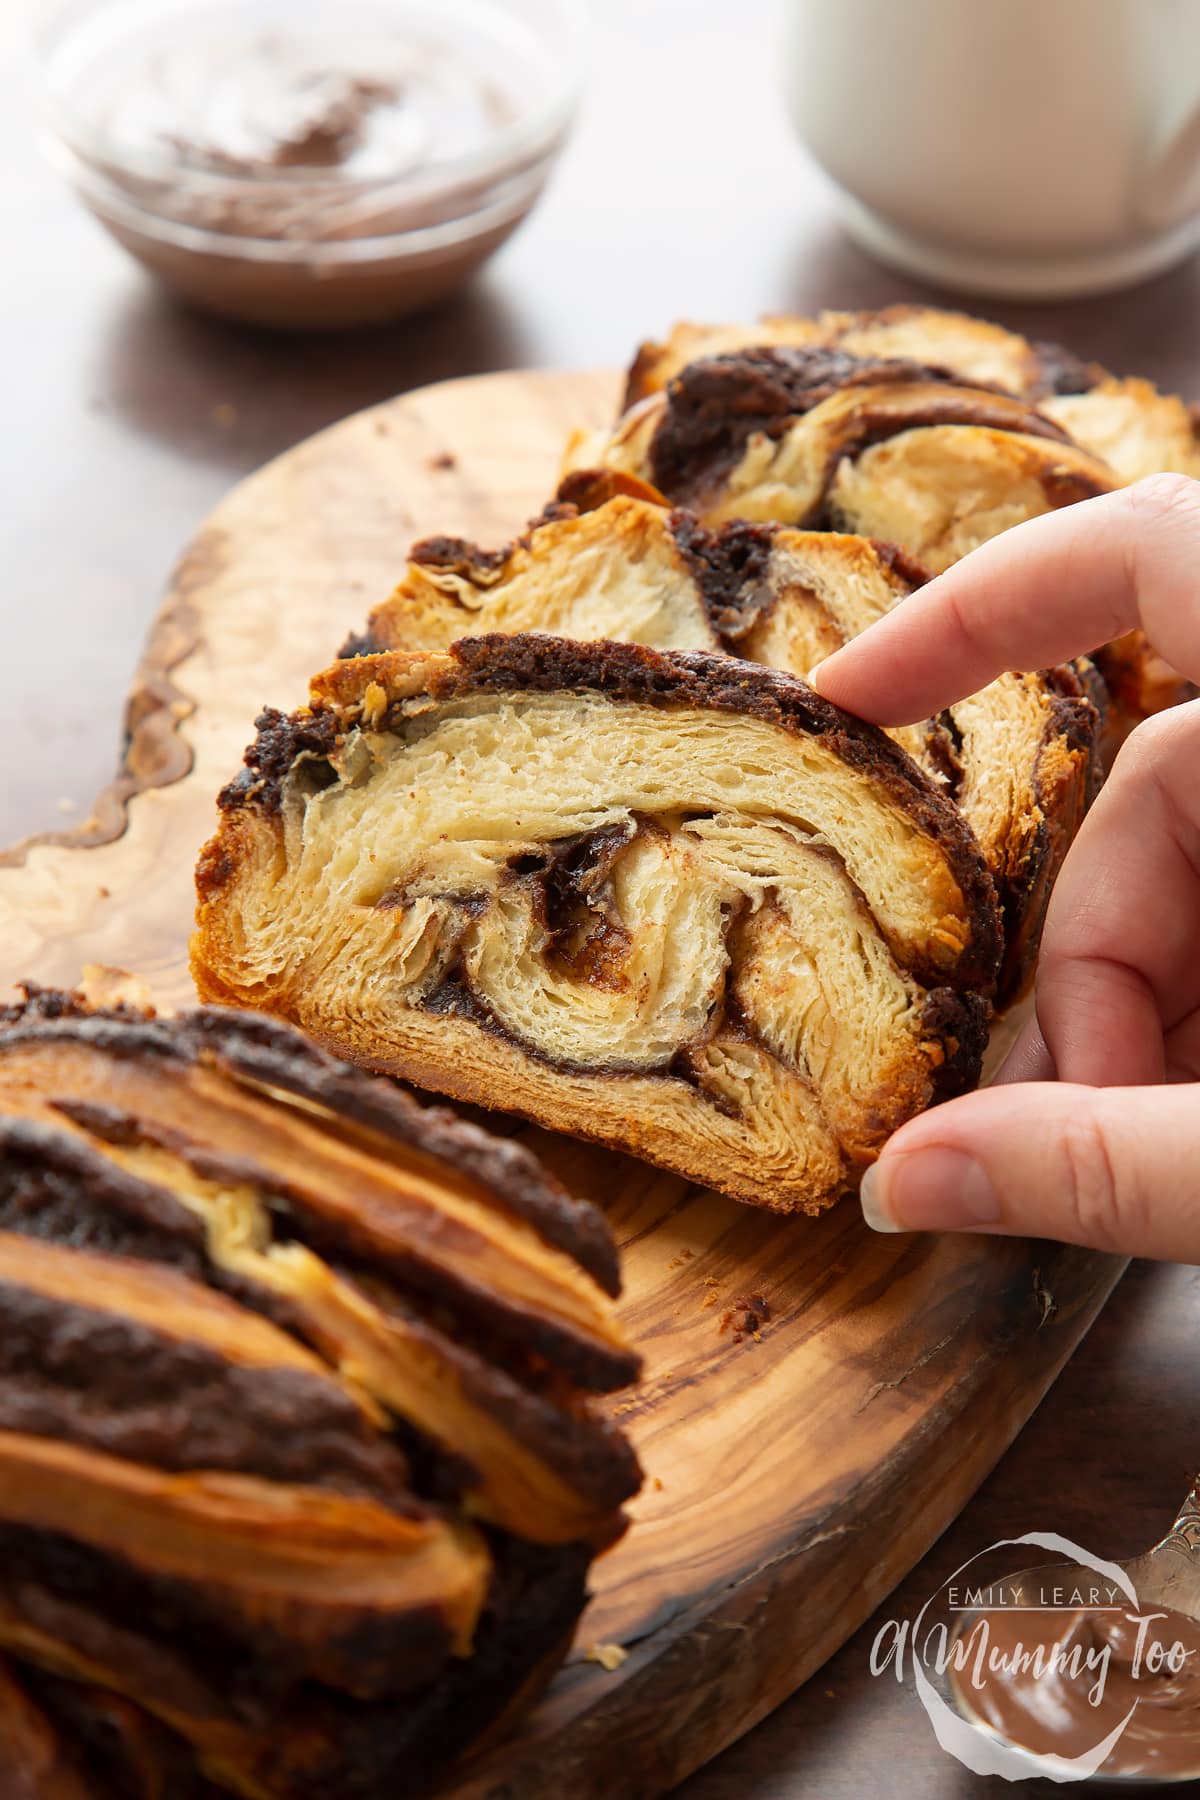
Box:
left=339, top=626, right=385, bottom=660
left=918, top=989, right=991, bottom=1102
left=0, top=1121, right=208, bottom=1270
left=526, top=820, right=639, bottom=989
left=408, top=535, right=510, bottom=577
left=0, top=1283, right=410, bottom=1503
left=1029, top=337, right=1103, bottom=397
left=647, top=347, right=953, bottom=494
left=217, top=705, right=340, bottom=816
left=648, top=347, right=977, bottom=498
left=668, top=512, right=778, bottom=637
left=17, top=1667, right=222, bottom=1800
left=411, top=636, right=1002, bottom=994
left=0, top=1005, right=622, bottom=1298
left=0, top=1524, right=454, bottom=1708
left=0, top=1119, right=636, bottom=1518
left=0, top=991, right=639, bottom=1799
left=646, top=345, right=1074, bottom=511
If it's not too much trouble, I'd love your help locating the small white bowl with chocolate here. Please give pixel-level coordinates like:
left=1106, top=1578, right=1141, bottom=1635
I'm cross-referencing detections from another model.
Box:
left=39, top=0, right=583, bottom=329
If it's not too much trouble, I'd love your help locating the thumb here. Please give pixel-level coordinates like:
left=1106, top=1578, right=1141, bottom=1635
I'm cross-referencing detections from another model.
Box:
left=859, top=1082, right=1200, bottom=1261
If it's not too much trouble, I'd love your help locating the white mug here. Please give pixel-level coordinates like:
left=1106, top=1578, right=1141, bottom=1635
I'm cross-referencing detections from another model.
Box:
left=784, top=0, right=1200, bottom=297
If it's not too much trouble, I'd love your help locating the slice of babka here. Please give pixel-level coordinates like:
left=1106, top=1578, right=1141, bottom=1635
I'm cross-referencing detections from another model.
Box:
left=193, top=637, right=1002, bottom=1213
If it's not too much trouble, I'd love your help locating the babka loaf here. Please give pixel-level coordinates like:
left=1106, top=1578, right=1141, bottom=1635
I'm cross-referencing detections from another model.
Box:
left=349, top=496, right=1098, bottom=1004
left=0, top=988, right=640, bottom=1800
left=193, top=636, right=1003, bottom=1213
left=620, top=304, right=1200, bottom=486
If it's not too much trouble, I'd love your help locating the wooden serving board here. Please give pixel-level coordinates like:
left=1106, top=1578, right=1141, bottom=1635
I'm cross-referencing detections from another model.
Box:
left=0, top=370, right=1123, bottom=1798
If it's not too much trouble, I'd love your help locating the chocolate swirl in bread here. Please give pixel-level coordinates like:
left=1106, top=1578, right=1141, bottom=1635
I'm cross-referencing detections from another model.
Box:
left=193, top=638, right=1002, bottom=1212
left=0, top=989, right=639, bottom=1800
left=620, top=304, right=1200, bottom=488
left=622, top=305, right=1106, bottom=410
left=566, top=344, right=1118, bottom=566
left=568, top=308, right=1198, bottom=745
left=351, top=496, right=1098, bottom=1003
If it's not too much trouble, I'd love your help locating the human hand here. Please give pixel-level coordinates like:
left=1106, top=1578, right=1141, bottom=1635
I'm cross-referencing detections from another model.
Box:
left=811, top=474, right=1200, bottom=1259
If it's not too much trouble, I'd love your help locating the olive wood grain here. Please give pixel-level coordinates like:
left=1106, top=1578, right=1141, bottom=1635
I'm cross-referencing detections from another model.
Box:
left=0, top=369, right=1122, bottom=1798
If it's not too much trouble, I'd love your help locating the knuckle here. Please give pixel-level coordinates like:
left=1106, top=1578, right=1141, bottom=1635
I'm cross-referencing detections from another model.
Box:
left=940, top=578, right=991, bottom=662
left=1112, top=700, right=1200, bottom=784
left=1124, top=470, right=1200, bottom=530
left=1056, top=1110, right=1139, bottom=1254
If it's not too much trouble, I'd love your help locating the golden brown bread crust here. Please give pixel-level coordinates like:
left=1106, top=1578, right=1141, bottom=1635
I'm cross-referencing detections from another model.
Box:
left=194, top=637, right=1002, bottom=1215
left=0, top=989, right=639, bottom=1800
left=347, top=498, right=1097, bottom=1004
left=622, top=305, right=1107, bottom=409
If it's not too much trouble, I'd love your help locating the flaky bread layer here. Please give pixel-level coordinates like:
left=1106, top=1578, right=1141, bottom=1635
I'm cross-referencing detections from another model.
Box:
left=341, top=500, right=1095, bottom=1005
left=194, top=638, right=1001, bottom=1214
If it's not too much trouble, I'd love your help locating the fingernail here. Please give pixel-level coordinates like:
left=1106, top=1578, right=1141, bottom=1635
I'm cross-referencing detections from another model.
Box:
left=860, top=1149, right=1000, bottom=1234
left=859, top=1162, right=905, bottom=1232
left=808, top=658, right=829, bottom=690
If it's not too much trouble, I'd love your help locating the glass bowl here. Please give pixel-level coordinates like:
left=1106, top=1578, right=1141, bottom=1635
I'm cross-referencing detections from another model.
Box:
left=38, top=0, right=585, bottom=329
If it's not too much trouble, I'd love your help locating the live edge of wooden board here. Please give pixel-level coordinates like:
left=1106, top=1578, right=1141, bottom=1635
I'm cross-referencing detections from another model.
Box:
left=0, top=368, right=1123, bottom=1799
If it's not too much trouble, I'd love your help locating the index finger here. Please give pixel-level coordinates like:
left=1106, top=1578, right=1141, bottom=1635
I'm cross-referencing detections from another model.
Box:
left=811, top=474, right=1200, bottom=725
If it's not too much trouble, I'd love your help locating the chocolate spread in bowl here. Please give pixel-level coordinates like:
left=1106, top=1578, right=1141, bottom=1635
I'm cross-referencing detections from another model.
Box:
left=92, top=25, right=516, bottom=190
left=950, top=1593, right=1200, bottom=1777
left=45, top=1, right=573, bottom=327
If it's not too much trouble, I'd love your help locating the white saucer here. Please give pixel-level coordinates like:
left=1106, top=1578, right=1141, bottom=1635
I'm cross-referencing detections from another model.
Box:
left=839, top=195, right=1200, bottom=300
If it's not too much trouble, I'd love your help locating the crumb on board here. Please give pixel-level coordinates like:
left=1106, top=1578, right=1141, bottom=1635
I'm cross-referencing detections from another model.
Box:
left=585, top=1642, right=628, bottom=1672
left=719, top=1294, right=771, bottom=1343
left=653, top=1476, right=664, bottom=1491
left=667, top=1246, right=695, bottom=1270
left=429, top=451, right=457, bottom=470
